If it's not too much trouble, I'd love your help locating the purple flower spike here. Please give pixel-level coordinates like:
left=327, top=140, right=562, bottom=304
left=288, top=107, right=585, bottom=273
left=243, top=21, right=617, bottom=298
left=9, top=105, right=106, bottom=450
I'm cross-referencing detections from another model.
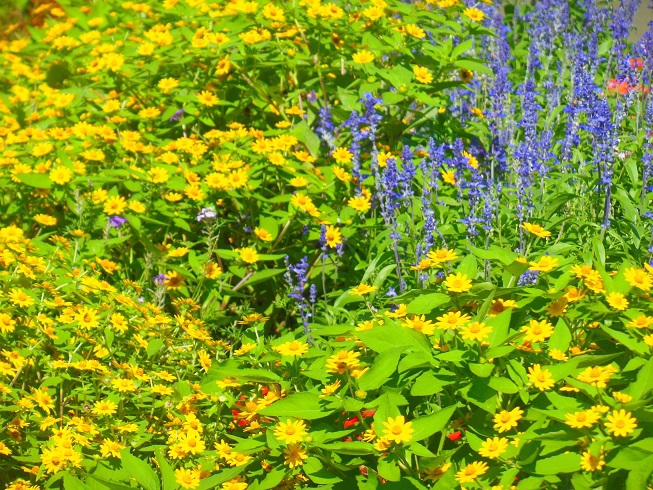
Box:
left=152, top=274, right=168, bottom=285
left=109, top=215, right=127, bottom=228
left=170, top=109, right=184, bottom=122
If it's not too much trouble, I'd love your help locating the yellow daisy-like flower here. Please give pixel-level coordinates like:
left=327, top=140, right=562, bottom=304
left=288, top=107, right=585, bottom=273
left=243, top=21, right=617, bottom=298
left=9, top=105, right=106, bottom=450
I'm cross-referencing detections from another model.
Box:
left=350, top=283, right=378, bottom=296
left=624, top=267, right=652, bottom=291
left=332, top=147, right=353, bottom=164
left=604, top=409, right=637, bottom=437
left=402, top=315, right=436, bottom=335
left=422, top=462, right=452, bottom=482
left=273, top=340, right=309, bottom=357
left=34, top=214, right=57, bottom=226
left=413, top=65, right=433, bottom=84
left=283, top=444, right=308, bottom=468
left=493, top=407, right=523, bottom=433
left=197, top=90, right=219, bottom=107
left=456, top=461, right=489, bottom=483
left=175, top=468, right=201, bottom=489
left=435, top=311, right=470, bottom=330
left=459, top=321, right=492, bottom=341
left=527, top=364, right=555, bottom=391
left=521, top=319, right=554, bottom=343
left=352, top=50, right=375, bottom=64
left=612, top=391, right=633, bottom=403
left=521, top=222, right=551, bottom=238
left=463, top=7, right=485, bottom=22
left=565, top=409, right=600, bottom=429
left=443, top=272, right=472, bottom=292
left=581, top=449, right=605, bottom=472
left=324, top=225, right=342, bottom=248
left=528, top=256, right=559, bottom=272
left=606, top=292, right=629, bottom=310
left=236, top=247, right=259, bottom=264
left=274, top=419, right=308, bottom=445
left=488, top=298, right=518, bottom=317
left=576, top=365, right=616, bottom=389
left=478, top=437, right=509, bottom=459
left=427, top=248, right=458, bottom=265
left=8, top=289, right=35, bottom=308
left=382, top=415, right=414, bottom=444
left=348, top=195, right=371, bottom=212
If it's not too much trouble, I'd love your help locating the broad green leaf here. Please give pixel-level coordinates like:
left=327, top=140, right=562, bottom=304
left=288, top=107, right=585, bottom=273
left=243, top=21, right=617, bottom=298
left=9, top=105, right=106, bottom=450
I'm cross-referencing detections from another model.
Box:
left=358, top=347, right=405, bottom=391
left=410, top=406, right=456, bottom=441
left=258, top=392, right=332, bottom=420
left=119, top=449, right=160, bottom=490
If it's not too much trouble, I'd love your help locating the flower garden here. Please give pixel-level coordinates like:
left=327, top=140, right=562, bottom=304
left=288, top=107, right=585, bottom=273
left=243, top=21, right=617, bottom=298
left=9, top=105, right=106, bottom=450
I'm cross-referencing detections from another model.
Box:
left=1, top=0, right=653, bottom=488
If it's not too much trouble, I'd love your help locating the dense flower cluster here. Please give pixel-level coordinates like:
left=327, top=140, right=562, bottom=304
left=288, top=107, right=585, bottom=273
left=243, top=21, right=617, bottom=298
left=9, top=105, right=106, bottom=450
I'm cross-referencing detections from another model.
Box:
left=0, top=0, right=652, bottom=488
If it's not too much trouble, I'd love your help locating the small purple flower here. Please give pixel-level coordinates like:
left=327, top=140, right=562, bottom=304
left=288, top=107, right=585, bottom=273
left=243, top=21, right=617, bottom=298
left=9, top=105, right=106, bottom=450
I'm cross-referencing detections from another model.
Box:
left=109, top=215, right=127, bottom=227
left=152, top=274, right=168, bottom=285
left=196, top=206, right=216, bottom=222
left=170, top=109, right=184, bottom=122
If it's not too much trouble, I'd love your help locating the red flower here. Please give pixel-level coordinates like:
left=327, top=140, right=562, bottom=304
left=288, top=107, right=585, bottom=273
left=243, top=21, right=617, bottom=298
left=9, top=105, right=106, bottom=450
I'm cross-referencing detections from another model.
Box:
left=446, top=430, right=463, bottom=441
left=237, top=418, right=249, bottom=427
left=343, top=416, right=359, bottom=429
left=260, top=386, right=269, bottom=396
left=608, top=79, right=630, bottom=95
left=630, top=58, right=643, bottom=70
left=362, top=409, right=376, bottom=418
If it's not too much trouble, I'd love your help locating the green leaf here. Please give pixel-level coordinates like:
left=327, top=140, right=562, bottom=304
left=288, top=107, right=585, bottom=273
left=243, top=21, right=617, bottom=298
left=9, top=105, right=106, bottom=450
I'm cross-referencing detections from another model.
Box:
left=377, top=456, right=401, bottom=482
left=627, top=357, right=653, bottom=401
left=410, top=406, right=456, bottom=441
left=356, top=325, right=431, bottom=354
left=198, top=466, right=248, bottom=490
left=147, top=338, right=165, bottom=358
left=258, top=392, right=332, bottom=420
left=16, top=172, right=52, bottom=189
left=119, top=448, right=160, bottom=490
left=155, top=450, right=179, bottom=490
left=315, top=441, right=375, bottom=455
left=63, top=474, right=90, bottom=490
left=533, top=452, right=581, bottom=475
left=406, top=293, right=450, bottom=315
left=488, top=377, right=519, bottom=394
left=292, top=120, right=321, bottom=157
left=358, top=348, right=405, bottom=391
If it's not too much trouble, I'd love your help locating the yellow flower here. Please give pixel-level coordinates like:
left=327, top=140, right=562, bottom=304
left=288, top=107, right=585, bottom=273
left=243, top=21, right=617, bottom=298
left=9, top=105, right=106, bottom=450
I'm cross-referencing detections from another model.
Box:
left=606, top=291, right=628, bottom=310
left=158, top=78, right=179, bottom=93
left=103, top=195, right=127, bottom=215
left=624, top=267, right=652, bottom=291
left=604, top=409, right=637, bottom=437
left=528, top=256, right=559, bottom=272
left=413, top=65, right=433, bottom=84
left=402, top=315, right=436, bottom=335
left=274, top=419, right=308, bottom=445
left=382, top=415, right=414, bottom=444
left=348, top=195, right=371, bottom=212
left=326, top=350, right=361, bottom=374
left=91, top=399, right=118, bottom=416
left=427, top=248, right=458, bottom=265
left=34, top=214, right=57, bottom=226
left=463, top=7, right=485, bottom=21
left=422, top=462, right=452, bottom=482
left=527, top=364, right=555, bottom=391
left=493, top=407, right=523, bottom=433
left=197, top=90, right=219, bottom=106
left=521, top=319, right=554, bottom=343
left=576, top=365, right=616, bottom=389
left=237, top=247, right=259, bottom=264
left=324, top=225, right=342, bottom=248
left=175, top=468, right=201, bottom=489
left=49, top=166, right=73, bottom=185
left=460, top=322, right=492, bottom=341
left=321, top=380, right=341, bottom=396
left=488, top=298, right=518, bottom=317
left=350, top=283, right=378, bottom=296
left=111, top=378, right=137, bottom=393
left=521, top=222, right=551, bottom=238
left=273, top=340, right=309, bottom=357
left=444, top=272, right=472, bottom=292
left=456, top=461, right=489, bottom=483
left=332, top=147, right=353, bottom=164
left=581, top=449, right=605, bottom=472
left=626, top=315, right=653, bottom=329
left=612, top=391, right=633, bottom=403
left=435, top=311, right=470, bottom=330
left=8, top=289, right=35, bottom=308
left=440, top=169, right=456, bottom=185
left=565, top=410, right=600, bottom=429
left=283, top=444, right=308, bottom=468
left=352, top=50, right=375, bottom=64
left=478, top=437, right=509, bottom=459
left=100, top=439, right=125, bottom=458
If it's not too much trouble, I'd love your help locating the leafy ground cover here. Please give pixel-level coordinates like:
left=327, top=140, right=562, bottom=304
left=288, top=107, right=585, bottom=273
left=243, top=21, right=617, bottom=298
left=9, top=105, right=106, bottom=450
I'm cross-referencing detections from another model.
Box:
left=1, top=0, right=653, bottom=488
